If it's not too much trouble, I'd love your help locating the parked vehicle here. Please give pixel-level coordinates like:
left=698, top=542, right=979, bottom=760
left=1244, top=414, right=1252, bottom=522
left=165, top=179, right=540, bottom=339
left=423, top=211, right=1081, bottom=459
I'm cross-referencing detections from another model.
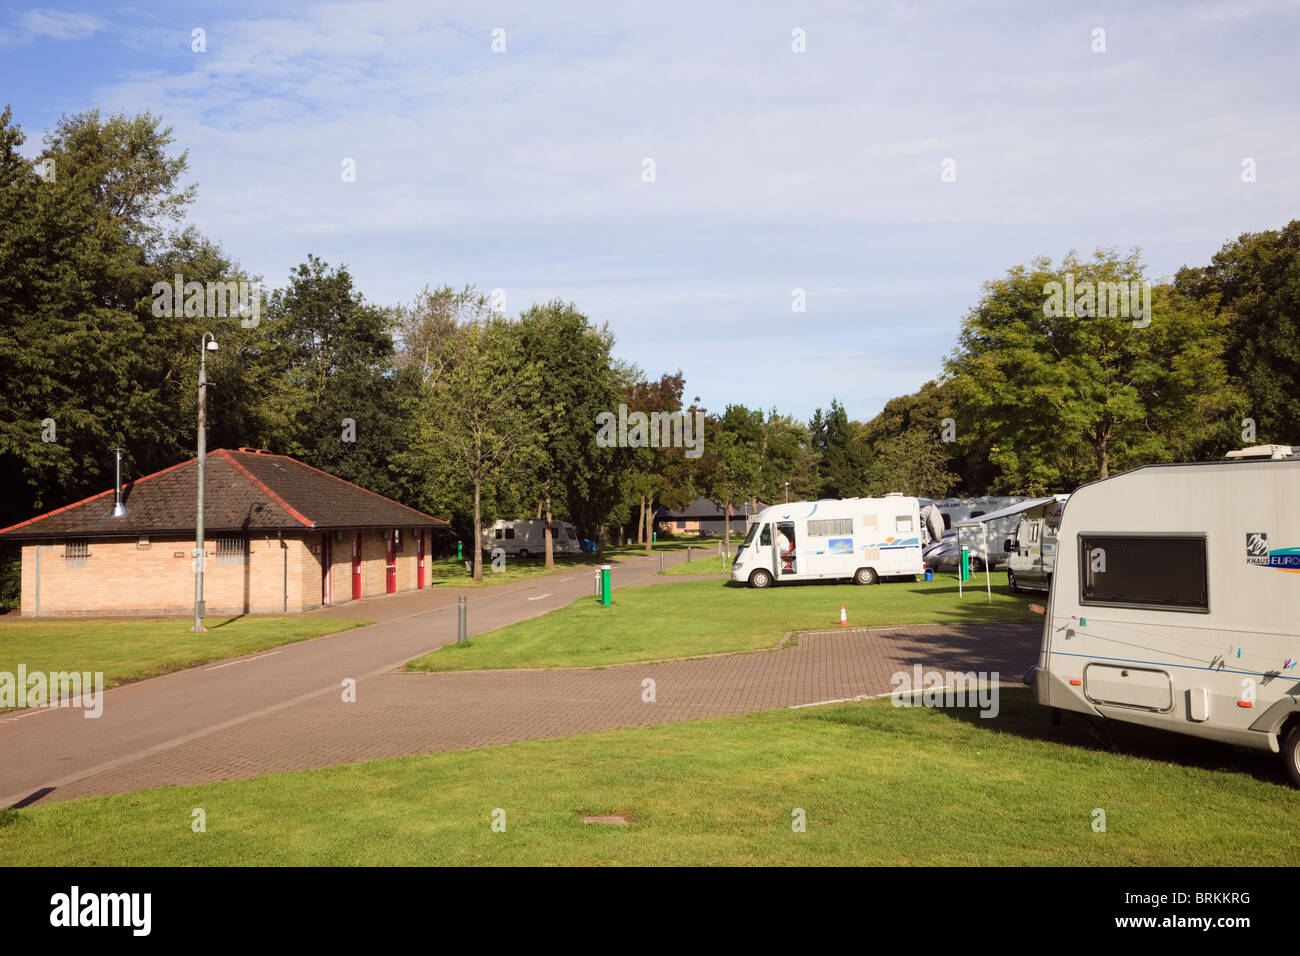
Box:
left=481, top=519, right=582, bottom=558
left=953, top=495, right=1070, bottom=593
left=1026, top=444, right=1300, bottom=784
left=730, top=494, right=943, bottom=588
left=921, top=496, right=1029, bottom=571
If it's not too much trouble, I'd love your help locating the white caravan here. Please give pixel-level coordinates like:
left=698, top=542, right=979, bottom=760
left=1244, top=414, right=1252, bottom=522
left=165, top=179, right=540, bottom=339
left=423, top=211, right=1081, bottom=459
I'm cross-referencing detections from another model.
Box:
left=730, top=495, right=942, bottom=588
left=922, top=496, right=1029, bottom=571
left=1026, top=445, right=1300, bottom=784
left=481, top=519, right=581, bottom=558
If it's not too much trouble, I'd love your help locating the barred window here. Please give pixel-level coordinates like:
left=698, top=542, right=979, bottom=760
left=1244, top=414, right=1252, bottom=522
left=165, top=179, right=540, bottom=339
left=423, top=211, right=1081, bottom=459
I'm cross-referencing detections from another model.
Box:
left=216, top=537, right=248, bottom=565
left=807, top=518, right=852, bottom=537
left=64, top=539, right=89, bottom=567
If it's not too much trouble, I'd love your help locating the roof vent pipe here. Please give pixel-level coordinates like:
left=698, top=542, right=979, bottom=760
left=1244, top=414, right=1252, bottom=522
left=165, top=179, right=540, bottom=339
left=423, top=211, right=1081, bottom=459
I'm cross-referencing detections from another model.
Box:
left=111, top=447, right=126, bottom=517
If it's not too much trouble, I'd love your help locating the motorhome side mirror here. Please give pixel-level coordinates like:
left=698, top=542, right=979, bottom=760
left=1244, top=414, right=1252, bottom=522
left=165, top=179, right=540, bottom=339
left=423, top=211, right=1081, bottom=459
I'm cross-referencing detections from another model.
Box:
left=1003, top=538, right=1014, bottom=552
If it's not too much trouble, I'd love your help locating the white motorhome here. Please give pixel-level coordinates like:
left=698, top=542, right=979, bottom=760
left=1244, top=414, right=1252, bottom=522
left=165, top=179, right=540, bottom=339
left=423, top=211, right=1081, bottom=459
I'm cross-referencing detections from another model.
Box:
left=922, top=496, right=1029, bottom=571
left=481, top=519, right=581, bottom=558
left=954, top=495, right=1069, bottom=592
left=1027, top=445, right=1300, bottom=784
left=729, top=495, right=942, bottom=588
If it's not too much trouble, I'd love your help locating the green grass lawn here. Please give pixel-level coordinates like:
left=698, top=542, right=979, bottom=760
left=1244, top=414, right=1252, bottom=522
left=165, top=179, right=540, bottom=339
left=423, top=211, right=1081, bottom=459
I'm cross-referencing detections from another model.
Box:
left=0, top=615, right=366, bottom=697
left=2, top=688, right=1292, bottom=866
left=661, top=554, right=732, bottom=575
left=408, top=576, right=1035, bottom=672
left=425, top=554, right=607, bottom=588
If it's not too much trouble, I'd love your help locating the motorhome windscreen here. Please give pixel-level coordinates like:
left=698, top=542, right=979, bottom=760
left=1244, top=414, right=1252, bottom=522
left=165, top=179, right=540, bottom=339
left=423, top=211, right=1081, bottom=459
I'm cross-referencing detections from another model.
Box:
left=741, top=522, right=761, bottom=547
left=1078, top=534, right=1209, bottom=611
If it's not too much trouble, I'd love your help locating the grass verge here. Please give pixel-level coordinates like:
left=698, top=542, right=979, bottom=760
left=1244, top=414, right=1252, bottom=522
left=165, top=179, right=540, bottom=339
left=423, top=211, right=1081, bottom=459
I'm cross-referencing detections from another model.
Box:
left=0, top=688, right=1292, bottom=866
left=0, top=615, right=367, bottom=696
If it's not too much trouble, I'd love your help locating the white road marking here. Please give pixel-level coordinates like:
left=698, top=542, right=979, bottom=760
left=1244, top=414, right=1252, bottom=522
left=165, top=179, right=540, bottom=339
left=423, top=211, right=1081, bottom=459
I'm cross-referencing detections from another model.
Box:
left=205, top=650, right=282, bottom=671
left=527, top=593, right=554, bottom=601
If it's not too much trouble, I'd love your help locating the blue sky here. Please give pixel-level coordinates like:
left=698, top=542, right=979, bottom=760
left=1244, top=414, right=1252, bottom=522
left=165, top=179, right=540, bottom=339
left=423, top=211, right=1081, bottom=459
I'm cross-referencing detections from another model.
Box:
left=4, top=0, right=1298, bottom=421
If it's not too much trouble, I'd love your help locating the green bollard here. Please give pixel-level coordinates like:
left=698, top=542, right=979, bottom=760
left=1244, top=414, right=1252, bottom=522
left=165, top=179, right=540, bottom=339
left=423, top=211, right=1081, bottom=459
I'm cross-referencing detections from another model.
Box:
left=600, top=564, right=612, bottom=606
left=457, top=541, right=462, bottom=561
left=960, top=547, right=970, bottom=582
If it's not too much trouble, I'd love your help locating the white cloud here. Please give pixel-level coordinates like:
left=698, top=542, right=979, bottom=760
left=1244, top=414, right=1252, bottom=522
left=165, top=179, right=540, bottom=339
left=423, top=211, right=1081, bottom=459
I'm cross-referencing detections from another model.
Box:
left=25, top=0, right=1292, bottom=419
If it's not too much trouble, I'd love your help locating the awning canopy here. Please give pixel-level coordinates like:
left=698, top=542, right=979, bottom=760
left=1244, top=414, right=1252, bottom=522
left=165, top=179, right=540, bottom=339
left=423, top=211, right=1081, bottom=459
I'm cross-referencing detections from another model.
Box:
left=954, top=494, right=1069, bottom=529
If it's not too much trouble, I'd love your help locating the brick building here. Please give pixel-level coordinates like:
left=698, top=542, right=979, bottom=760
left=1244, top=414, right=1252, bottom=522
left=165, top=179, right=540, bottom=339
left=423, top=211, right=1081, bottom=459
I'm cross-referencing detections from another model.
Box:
left=0, top=449, right=450, bottom=617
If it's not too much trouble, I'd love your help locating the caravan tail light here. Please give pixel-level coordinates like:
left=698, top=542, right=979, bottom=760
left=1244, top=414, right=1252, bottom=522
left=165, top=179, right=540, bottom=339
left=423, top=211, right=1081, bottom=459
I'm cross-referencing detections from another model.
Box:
left=1237, top=700, right=1254, bottom=708
left=1069, top=679, right=1082, bottom=686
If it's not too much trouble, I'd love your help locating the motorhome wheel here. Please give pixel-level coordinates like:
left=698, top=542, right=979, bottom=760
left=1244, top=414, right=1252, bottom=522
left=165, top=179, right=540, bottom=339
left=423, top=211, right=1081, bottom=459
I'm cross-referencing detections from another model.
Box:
left=854, top=567, right=879, bottom=585
left=1007, top=570, right=1019, bottom=593
left=518, top=548, right=530, bottom=559
left=749, top=569, right=773, bottom=589
left=1283, top=723, right=1300, bottom=788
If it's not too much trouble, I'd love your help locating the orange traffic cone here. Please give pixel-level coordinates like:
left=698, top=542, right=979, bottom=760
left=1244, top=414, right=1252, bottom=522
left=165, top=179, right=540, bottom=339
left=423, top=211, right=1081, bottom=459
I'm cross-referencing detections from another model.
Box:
left=839, top=602, right=849, bottom=626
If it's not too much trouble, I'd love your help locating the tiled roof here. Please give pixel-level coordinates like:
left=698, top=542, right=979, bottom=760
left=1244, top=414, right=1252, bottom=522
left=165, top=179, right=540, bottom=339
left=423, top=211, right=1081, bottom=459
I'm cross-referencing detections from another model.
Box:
left=0, top=449, right=448, bottom=539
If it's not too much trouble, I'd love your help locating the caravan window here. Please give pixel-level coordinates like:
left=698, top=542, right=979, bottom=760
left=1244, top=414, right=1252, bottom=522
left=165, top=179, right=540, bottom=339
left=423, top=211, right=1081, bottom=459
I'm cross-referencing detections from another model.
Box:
left=494, top=529, right=503, bottom=539
left=807, top=518, right=852, bottom=536
left=895, top=516, right=914, bottom=533
left=505, top=528, right=515, bottom=540
left=942, top=514, right=951, bottom=531
left=1079, top=535, right=1208, bottom=612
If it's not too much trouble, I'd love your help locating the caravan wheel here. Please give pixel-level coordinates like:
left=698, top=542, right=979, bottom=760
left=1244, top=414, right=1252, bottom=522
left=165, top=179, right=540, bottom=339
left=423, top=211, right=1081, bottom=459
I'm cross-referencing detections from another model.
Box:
left=1282, top=724, right=1300, bottom=788
left=518, top=548, right=530, bottom=559
left=854, top=567, right=879, bottom=586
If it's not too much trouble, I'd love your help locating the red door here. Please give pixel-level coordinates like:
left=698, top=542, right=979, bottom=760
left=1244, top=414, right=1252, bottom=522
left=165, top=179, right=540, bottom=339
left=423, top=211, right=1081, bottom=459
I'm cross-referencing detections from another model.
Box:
left=385, top=530, right=397, bottom=594
left=417, top=529, right=425, bottom=589
left=352, top=531, right=362, bottom=600
left=321, top=534, right=332, bottom=606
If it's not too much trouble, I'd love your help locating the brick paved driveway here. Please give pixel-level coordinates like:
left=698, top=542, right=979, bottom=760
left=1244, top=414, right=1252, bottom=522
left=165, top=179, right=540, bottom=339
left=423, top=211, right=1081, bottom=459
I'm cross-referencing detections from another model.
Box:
left=1, top=549, right=1041, bottom=807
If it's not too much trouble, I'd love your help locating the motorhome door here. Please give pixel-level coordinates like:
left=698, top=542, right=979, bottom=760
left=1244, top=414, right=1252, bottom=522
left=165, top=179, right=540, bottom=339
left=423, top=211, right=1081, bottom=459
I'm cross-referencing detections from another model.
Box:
left=776, top=521, right=797, bottom=575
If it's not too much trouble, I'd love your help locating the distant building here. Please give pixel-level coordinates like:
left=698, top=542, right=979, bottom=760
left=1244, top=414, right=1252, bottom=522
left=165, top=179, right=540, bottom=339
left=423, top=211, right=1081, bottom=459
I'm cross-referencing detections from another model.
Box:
left=659, top=497, right=767, bottom=536
left=0, top=449, right=449, bottom=616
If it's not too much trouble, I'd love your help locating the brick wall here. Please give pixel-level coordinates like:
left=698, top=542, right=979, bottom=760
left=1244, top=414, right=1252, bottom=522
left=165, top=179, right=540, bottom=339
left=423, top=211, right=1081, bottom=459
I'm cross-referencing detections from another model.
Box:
left=17, top=526, right=432, bottom=617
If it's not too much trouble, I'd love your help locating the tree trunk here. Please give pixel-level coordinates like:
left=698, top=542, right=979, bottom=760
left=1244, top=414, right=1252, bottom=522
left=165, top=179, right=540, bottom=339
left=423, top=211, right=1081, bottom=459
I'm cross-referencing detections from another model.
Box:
left=724, top=499, right=731, bottom=558
left=544, top=493, right=554, bottom=569
left=472, top=477, right=483, bottom=583
left=1097, top=436, right=1110, bottom=479
left=536, top=500, right=543, bottom=519
left=637, top=495, right=645, bottom=545
left=644, top=494, right=654, bottom=552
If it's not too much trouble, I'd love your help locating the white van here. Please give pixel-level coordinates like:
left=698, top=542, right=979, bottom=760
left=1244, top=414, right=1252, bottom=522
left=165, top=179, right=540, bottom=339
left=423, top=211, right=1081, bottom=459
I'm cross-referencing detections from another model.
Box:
left=481, top=519, right=581, bottom=558
left=730, top=495, right=941, bottom=588
left=1027, top=445, right=1300, bottom=784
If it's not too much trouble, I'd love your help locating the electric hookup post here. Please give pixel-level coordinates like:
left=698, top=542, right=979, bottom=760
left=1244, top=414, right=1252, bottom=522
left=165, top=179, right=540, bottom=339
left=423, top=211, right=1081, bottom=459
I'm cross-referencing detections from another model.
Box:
left=457, top=595, right=467, bottom=643
left=457, top=541, right=462, bottom=561
left=960, top=547, right=971, bottom=583
left=600, top=565, right=612, bottom=606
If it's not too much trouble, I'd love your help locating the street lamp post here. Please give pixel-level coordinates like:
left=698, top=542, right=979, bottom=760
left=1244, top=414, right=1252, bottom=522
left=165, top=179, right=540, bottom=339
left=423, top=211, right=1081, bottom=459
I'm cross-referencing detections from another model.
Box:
left=784, top=481, right=789, bottom=503
left=192, top=332, right=218, bottom=633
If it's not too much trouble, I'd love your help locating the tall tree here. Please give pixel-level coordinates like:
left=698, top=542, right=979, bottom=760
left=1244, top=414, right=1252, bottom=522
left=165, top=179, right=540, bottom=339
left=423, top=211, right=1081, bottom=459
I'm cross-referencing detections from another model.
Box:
left=422, top=318, right=544, bottom=582
left=1175, top=221, right=1300, bottom=448
left=945, top=249, right=1240, bottom=493
left=517, top=300, right=625, bottom=567
left=262, top=255, right=405, bottom=499
left=0, top=106, right=233, bottom=527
